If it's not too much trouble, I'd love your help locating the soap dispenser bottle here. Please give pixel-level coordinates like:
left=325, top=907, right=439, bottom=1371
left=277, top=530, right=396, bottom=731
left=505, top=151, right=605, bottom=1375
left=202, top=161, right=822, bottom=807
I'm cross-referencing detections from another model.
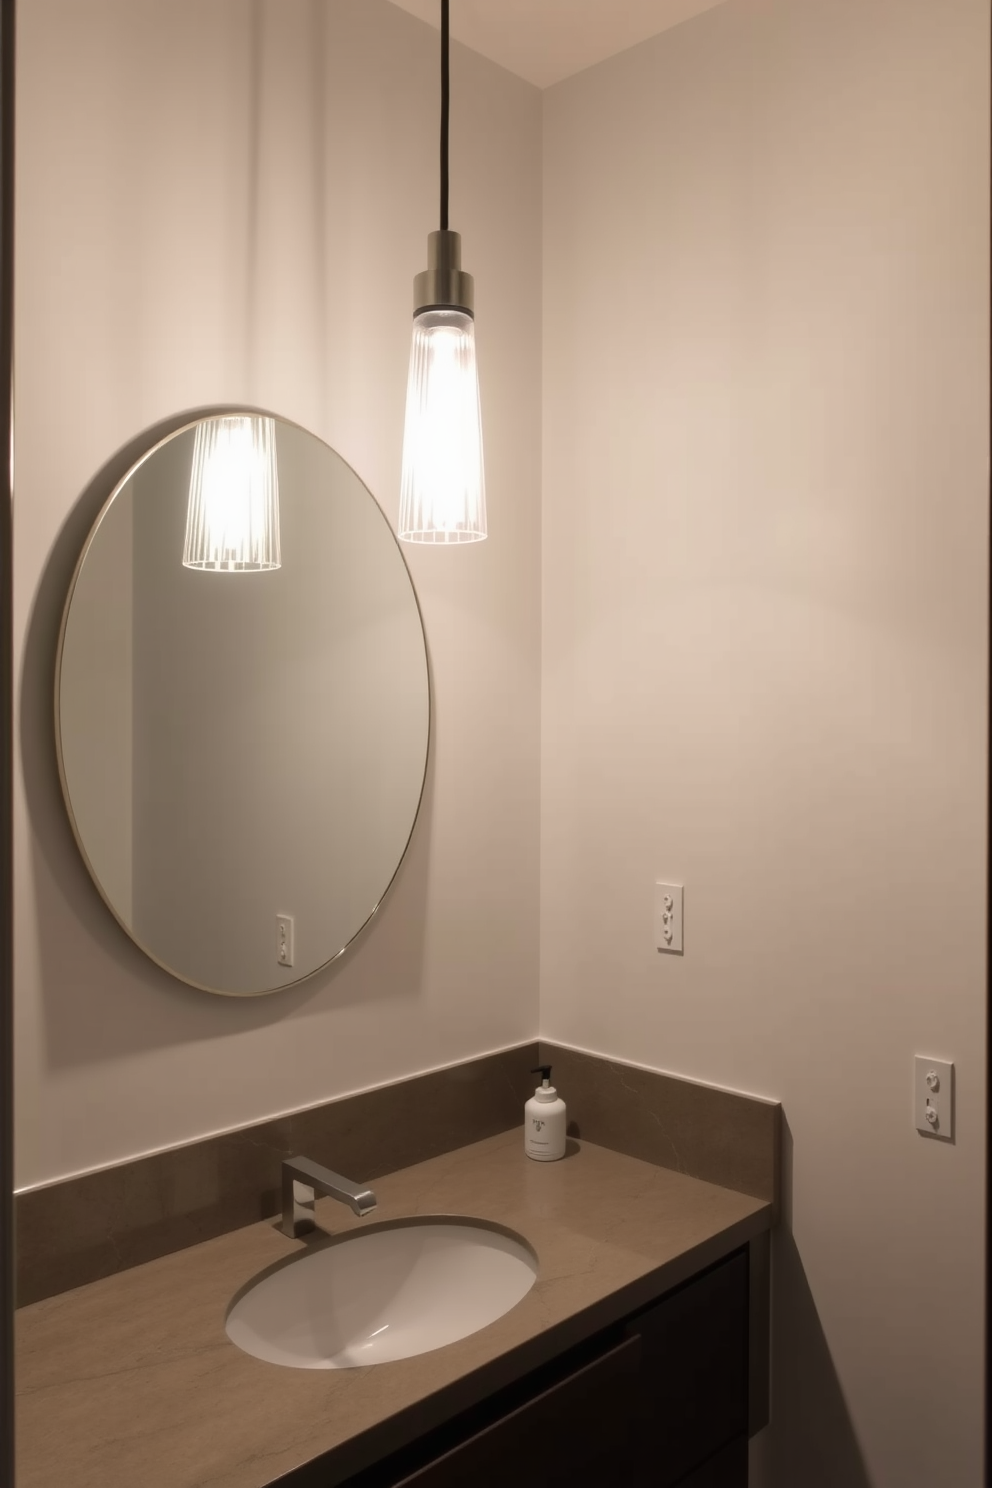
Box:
left=525, top=1065, right=567, bottom=1161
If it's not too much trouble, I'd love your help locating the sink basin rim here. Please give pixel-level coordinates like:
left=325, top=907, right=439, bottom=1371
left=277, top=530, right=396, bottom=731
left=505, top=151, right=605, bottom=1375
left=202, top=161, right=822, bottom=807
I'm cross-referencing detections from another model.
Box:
left=225, top=1213, right=540, bottom=1370
left=225, top=1213, right=540, bottom=1304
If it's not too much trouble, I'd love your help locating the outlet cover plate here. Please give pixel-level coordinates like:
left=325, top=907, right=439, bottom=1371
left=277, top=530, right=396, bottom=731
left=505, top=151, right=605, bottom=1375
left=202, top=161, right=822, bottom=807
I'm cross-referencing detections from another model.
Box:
left=914, top=1055, right=953, bottom=1140
left=654, top=882, right=684, bottom=955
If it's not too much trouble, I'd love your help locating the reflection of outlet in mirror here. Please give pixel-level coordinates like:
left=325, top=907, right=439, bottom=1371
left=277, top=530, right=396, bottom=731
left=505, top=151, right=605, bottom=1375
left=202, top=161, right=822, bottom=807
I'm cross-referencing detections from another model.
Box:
left=914, top=1056, right=953, bottom=1140
left=276, top=915, right=295, bottom=968
left=654, top=882, right=683, bottom=955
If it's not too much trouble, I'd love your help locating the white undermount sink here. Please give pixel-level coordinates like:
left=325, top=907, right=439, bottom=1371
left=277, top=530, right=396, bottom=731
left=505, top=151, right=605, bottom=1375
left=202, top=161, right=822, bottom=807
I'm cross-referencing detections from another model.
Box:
left=225, top=1217, right=539, bottom=1369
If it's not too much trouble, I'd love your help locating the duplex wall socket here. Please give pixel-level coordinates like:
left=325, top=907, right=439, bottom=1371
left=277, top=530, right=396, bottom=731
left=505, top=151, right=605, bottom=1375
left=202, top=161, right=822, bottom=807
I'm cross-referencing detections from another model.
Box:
left=276, top=914, right=295, bottom=968
left=914, top=1056, right=953, bottom=1140
left=654, top=882, right=684, bottom=955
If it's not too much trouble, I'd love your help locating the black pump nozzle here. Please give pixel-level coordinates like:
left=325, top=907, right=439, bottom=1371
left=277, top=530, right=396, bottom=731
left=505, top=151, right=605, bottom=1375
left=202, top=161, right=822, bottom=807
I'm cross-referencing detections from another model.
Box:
left=531, top=1065, right=553, bottom=1087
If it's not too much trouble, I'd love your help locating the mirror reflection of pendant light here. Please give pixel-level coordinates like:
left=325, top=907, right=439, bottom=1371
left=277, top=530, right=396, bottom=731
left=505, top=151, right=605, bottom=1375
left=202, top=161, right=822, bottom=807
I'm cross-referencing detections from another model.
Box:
left=182, top=414, right=281, bottom=572
left=399, top=0, right=486, bottom=544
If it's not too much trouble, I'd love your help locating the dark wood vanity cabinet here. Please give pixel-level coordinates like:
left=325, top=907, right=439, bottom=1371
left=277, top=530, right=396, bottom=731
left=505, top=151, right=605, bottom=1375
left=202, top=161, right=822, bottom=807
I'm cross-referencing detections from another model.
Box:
left=286, top=1246, right=750, bottom=1488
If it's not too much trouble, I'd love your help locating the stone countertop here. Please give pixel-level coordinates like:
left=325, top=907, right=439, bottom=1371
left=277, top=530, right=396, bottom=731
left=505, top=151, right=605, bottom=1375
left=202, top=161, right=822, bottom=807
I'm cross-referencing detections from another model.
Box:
left=16, top=1130, right=772, bottom=1488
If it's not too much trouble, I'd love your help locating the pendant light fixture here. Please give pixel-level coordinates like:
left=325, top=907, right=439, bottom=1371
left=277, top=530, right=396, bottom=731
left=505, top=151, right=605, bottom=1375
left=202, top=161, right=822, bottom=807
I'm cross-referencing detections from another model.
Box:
left=399, top=0, right=486, bottom=544
left=182, top=414, right=281, bottom=572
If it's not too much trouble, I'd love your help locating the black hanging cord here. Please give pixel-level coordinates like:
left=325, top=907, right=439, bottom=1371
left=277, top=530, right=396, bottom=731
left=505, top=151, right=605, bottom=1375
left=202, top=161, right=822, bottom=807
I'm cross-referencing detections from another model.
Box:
left=440, top=0, right=449, bottom=231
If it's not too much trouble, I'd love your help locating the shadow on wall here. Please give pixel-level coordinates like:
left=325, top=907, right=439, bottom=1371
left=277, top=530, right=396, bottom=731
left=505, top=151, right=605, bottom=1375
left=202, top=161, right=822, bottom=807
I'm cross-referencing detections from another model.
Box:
left=20, top=411, right=432, bottom=1070
left=751, top=1115, right=871, bottom=1488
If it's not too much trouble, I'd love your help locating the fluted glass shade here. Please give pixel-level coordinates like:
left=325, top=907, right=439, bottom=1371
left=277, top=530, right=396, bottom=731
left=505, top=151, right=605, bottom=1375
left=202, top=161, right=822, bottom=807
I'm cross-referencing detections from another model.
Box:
left=399, top=308, right=486, bottom=544
left=183, top=415, right=281, bottom=572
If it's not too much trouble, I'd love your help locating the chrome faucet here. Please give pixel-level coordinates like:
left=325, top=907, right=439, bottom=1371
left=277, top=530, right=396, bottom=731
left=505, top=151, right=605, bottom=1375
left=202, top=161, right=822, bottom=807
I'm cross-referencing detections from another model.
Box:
left=281, top=1155, right=377, bottom=1239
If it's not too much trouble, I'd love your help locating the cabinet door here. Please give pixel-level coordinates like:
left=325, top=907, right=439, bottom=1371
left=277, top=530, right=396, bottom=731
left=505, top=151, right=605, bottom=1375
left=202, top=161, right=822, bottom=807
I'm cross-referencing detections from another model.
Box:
left=625, top=1250, right=749, bottom=1487
left=674, top=1435, right=747, bottom=1488
left=391, top=1333, right=642, bottom=1488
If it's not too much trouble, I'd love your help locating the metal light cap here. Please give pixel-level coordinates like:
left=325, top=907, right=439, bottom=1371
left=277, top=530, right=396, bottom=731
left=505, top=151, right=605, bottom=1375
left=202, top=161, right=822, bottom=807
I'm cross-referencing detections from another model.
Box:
left=413, top=229, right=474, bottom=316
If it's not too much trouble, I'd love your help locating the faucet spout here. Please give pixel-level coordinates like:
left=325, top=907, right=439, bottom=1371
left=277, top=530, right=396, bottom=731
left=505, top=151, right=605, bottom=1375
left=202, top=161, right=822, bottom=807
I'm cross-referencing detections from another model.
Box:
left=281, top=1155, right=377, bottom=1238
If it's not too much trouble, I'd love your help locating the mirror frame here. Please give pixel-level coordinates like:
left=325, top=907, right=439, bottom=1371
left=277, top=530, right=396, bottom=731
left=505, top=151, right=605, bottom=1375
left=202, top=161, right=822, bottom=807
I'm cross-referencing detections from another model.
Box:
left=53, top=409, right=431, bottom=997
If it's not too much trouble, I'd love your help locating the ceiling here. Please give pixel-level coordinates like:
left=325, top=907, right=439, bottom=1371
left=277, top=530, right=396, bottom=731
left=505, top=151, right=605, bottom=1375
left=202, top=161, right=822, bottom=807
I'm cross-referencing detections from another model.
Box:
left=385, top=0, right=728, bottom=90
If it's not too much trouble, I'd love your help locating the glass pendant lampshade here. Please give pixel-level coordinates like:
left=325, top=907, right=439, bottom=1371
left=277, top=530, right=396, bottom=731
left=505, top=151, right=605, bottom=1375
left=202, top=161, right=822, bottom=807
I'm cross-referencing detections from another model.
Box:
left=182, top=414, right=281, bottom=572
left=399, top=306, right=486, bottom=544
left=399, top=0, right=487, bottom=546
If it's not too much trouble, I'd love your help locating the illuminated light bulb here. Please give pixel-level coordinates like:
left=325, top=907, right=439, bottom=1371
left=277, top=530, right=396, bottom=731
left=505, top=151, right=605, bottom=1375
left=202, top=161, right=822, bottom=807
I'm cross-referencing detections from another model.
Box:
left=399, top=307, right=486, bottom=544
left=182, top=415, right=281, bottom=572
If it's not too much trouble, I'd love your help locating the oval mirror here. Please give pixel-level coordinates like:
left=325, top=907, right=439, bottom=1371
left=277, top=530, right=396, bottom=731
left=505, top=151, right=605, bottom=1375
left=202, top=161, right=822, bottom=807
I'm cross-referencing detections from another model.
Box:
left=56, top=413, right=430, bottom=995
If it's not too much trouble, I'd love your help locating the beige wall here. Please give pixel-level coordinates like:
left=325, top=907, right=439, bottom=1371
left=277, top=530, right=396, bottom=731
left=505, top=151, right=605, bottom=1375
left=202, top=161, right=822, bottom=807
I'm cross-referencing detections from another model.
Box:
left=541, top=2, right=988, bottom=1486
left=14, top=0, right=542, bottom=1185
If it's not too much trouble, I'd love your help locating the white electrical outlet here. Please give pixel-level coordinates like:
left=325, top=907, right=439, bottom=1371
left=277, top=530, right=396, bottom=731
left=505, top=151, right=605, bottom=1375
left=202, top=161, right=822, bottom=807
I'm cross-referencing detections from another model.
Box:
left=654, top=882, right=684, bottom=955
left=914, top=1056, right=953, bottom=1139
left=276, top=914, right=295, bottom=968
